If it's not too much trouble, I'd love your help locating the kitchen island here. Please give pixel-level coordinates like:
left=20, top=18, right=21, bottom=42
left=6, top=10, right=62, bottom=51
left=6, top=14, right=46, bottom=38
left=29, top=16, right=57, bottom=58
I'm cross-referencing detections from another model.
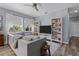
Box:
left=8, top=33, right=46, bottom=56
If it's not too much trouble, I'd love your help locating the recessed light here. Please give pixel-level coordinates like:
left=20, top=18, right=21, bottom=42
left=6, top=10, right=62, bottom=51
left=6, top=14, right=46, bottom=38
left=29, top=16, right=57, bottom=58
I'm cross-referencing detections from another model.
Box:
left=74, top=10, right=78, bottom=13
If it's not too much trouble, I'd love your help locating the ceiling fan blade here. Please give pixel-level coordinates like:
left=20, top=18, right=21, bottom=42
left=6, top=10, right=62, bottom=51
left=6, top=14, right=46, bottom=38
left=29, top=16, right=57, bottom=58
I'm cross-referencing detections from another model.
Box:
left=24, top=5, right=32, bottom=6
left=24, top=3, right=39, bottom=11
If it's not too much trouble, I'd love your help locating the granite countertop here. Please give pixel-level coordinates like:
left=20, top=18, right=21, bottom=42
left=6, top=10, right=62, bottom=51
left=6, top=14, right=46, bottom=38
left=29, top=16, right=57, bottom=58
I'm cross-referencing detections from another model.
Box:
left=20, top=35, right=46, bottom=44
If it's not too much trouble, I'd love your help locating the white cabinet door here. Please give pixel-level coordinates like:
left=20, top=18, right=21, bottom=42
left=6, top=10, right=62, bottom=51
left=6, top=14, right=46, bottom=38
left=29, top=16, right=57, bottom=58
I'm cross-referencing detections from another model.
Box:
left=18, top=40, right=28, bottom=56
left=47, top=41, right=60, bottom=56
left=9, top=35, right=14, bottom=48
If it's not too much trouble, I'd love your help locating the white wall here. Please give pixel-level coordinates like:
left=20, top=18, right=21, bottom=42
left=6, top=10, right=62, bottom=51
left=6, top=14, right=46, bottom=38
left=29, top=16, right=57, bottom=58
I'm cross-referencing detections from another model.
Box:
left=35, top=8, right=70, bottom=44
left=70, top=17, right=79, bottom=37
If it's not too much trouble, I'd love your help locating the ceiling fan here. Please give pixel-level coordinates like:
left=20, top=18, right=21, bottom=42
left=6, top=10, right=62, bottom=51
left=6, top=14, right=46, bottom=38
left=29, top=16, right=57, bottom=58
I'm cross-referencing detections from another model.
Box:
left=24, top=3, right=41, bottom=11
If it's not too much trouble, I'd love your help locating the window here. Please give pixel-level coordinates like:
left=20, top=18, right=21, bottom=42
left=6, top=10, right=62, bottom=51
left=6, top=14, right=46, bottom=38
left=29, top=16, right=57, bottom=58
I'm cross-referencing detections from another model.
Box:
left=0, top=16, right=3, bottom=31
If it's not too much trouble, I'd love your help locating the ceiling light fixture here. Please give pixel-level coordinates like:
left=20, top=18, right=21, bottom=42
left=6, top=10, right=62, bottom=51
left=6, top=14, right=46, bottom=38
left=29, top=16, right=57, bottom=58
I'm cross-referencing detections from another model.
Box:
left=74, top=10, right=78, bottom=13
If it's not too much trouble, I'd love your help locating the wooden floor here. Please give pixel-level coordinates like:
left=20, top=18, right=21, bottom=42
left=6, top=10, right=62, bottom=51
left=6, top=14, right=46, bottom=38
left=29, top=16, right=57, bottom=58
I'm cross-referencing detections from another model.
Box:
left=54, top=36, right=79, bottom=56
left=0, top=45, right=15, bottom=56
left=64, top=36, right=79, bottom=56
left=0, top=37, right=79, bottom=56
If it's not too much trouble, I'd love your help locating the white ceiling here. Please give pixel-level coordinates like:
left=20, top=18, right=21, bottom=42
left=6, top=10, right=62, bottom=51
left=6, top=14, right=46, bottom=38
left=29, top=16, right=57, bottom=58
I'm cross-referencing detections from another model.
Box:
left=0, top=3, right=79, bottom=17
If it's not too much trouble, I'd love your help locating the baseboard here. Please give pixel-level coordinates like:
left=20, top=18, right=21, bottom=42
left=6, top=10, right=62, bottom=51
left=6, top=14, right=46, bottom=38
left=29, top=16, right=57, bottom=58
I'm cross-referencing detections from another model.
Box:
left=70, top=36, right=79, bottom=38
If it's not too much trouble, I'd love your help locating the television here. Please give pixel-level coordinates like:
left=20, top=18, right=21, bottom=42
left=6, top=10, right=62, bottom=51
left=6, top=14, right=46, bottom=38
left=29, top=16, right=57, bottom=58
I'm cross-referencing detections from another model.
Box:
left=40, top=25, right=51, bottom=34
